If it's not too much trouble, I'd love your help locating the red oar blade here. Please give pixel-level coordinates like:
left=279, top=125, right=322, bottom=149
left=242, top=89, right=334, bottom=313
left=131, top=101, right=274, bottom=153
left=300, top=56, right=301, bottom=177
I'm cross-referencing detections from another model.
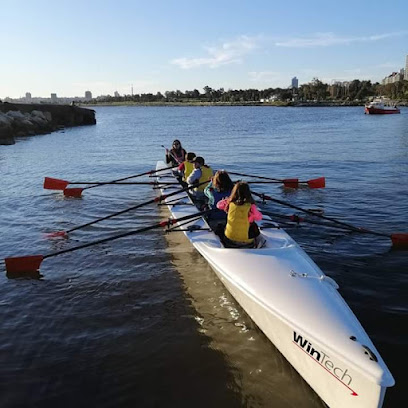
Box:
left=391, top=233, right=408, bottom=248
left=307, top=177, right=326, bottom=189
left=290, top=214, right=305, bottom=222
left=283, top=178, right=299, bottom=188
left=44, top=231, right=68, bottom=238
left=44, top=177, right=69, bottom=190
left=64, top=188, right=84, bottom=198
left=5, top=255, right=44, bottom=273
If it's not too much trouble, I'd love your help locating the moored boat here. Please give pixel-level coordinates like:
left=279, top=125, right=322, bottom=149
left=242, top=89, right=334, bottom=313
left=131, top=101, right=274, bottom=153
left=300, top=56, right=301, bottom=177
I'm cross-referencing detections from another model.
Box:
left=364, top=98, right=400, bottom=114
left=155, top=161, right=394, bottom=408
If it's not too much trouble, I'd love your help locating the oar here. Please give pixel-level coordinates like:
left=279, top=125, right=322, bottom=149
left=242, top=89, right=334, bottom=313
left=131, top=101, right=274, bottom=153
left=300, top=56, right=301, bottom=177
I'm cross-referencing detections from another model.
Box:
left=63, top=180, right=181, bottom=198
left=253, top=192, right=408, bottom=248
left=262, top=210, right=305, bottom=224
left=46, top=181, right=209, bottom=238
left=44, top=164, right=179, bottom=192
left=5, top=210, right=211, bottom=274
left=262, top=210, right=356, bottom=232
left=154, top=179, right=318, bottom=187
left=228, top=171, right=325, bottom=189
left=60, top=181, right=180, bottom=185
left=243, top=180, right=323, bottom=186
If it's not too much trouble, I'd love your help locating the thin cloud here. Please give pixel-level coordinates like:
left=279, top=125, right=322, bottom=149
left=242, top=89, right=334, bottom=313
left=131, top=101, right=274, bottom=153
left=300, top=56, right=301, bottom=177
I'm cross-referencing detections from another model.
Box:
left=249, top=71, right=282, bottom=82
left=299, top=68, right=375, bottom=84
left=276, top=31, right=408, bottom=47
left=171, top=35, right=259, bottom=69
left=376, top=61, right=400, bottom=68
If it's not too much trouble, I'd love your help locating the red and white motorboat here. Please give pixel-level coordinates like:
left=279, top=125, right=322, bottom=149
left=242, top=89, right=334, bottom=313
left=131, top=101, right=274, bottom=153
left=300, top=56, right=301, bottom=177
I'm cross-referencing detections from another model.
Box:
left=364, top=98, right=400, bottom=114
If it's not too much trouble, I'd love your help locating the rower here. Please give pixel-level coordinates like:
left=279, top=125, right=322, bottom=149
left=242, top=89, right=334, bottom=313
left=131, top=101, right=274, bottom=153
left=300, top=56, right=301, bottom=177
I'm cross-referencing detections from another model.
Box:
left=165, top=139, right=187, bottom=166
left=204, top=170, right=234, bottom=220
left=217, top=182, right=265, bottom=248
left=204, top=170, right=234, bottom=238
left=186, top=156, right=213, bottom=203
left=177, top=152, right=196, bottom=186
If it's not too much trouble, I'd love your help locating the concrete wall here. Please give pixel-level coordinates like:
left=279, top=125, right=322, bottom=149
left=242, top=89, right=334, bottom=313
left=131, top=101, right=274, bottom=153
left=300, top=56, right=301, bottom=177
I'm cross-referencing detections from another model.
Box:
left=0, top=102, right=96, bottom=145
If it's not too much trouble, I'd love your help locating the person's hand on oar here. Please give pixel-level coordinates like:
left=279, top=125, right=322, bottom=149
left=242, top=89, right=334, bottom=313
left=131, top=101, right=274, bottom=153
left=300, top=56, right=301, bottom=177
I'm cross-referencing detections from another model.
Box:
left=44, top=164, right=179, bottom=196
left=161, top=145, right=184, bottom=164
left=228, top=171, right=325, bottom=189
left=252, top=191, right=408, bottom=248
left=5, top=210, right=212, bottom=275
left=45, top=180, right=210, bottom=238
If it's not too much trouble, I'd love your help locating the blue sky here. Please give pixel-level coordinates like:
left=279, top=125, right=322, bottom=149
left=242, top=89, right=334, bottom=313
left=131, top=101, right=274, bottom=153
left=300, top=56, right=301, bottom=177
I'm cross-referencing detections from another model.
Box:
left=1, top=0, right=407, bottom=98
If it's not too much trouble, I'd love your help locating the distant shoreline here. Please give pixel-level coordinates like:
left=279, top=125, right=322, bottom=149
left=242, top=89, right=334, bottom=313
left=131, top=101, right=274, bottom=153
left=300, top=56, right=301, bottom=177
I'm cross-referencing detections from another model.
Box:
left=81, top=101, right=362, bottom=108
left=81, top=101, right=408, bottom=108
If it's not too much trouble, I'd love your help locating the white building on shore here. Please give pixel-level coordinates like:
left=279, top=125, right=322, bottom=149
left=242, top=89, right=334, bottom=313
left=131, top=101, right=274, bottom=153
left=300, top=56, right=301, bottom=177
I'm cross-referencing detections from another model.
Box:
left=405, top=55, right=408, bottom=79
left=381, top=54, right=408, bottom=84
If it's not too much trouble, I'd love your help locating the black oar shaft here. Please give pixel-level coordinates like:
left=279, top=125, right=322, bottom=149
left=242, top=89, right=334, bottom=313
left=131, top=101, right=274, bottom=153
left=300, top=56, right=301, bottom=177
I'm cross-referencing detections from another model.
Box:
left=82, top=164, right=179, bottom=190
left=65, top=181, right=178, bottom=185
left=45, top=210, right=210, bottom=259
left=229, top=171, right=281, bottom=182
left=244, top=180, right=284, bottom=184
left=45, top=225, right=162, bottom=258
left=262, top=210, right=353, bottom=231
left=229, top=172, right=319, bottom=185
left=67, top=198, right=157, bottom=233
left=254, top=192, right=390, bottom=238
left=64, top=180, right=207, bottom=234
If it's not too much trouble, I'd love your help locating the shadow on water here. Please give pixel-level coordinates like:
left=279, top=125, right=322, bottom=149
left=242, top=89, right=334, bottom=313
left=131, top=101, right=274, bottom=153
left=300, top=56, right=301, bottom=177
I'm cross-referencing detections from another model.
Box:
left=5, top=270, right=43, bottom=280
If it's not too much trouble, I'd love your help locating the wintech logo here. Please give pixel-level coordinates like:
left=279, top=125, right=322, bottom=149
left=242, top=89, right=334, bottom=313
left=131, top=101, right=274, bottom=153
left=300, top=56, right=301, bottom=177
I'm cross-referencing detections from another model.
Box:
left=293, top=332, right=358, bottom=396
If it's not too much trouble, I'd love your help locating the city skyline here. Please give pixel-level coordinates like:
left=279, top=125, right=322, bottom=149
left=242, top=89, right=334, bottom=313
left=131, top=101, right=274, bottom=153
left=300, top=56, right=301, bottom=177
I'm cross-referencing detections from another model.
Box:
left=1, top=1, right=407, bottom=99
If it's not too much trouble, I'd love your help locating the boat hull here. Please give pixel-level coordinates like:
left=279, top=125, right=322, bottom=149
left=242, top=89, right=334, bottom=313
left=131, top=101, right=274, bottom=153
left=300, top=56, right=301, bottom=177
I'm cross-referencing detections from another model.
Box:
left=202, top=248, right=387, bottom=408
left=155, top=161, right=394, bottom=408
left=364, top=107, right=400, bottom=114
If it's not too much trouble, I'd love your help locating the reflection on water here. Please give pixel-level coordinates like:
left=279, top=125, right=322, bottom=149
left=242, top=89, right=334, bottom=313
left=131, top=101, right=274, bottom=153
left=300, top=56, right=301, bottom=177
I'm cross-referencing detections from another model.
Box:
left=162, top=208, right=325, bottom=408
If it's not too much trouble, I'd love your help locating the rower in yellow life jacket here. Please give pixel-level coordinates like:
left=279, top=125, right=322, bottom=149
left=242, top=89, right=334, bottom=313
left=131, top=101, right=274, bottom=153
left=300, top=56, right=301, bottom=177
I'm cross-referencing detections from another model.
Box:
left=186, top=156, right=213, bottom=197
left=217, top=182, right=263, bottom=248
left=177, top=152, right=196, bottom=181
left=224, top=202, right=252, bottom=243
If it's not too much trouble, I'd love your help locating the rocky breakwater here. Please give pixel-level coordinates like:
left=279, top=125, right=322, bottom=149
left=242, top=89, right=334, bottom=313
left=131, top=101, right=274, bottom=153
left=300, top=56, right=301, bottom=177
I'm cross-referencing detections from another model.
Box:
left=0, top=102, right=96, bottom=145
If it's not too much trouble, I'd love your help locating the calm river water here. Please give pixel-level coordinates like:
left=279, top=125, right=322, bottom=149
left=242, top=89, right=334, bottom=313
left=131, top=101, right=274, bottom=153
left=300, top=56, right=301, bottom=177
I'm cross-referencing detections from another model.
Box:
left=0, top=106, right=407, bottom=407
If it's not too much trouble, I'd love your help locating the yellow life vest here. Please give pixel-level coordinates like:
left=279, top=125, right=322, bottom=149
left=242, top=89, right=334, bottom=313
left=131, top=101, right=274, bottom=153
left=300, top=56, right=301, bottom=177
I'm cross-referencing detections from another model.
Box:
left=196, top=166, right=213, bottom=192
left=183, top=161, right=195, bottom=181
left=225, top=202, right=253, bottom=243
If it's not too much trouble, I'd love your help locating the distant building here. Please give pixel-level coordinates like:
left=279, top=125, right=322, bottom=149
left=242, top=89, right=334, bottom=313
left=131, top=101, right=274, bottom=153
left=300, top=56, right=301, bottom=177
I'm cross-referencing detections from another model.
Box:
left=114, top=91, right=120, bottom=97
left=25, top=92, right=32, bottom=102
left=382, top=72, right=403, bottom=85
left=51, top=93, right=57, bottom=102
left=382, top=55, right=408, bottom=84
left=260, top=95, right=278, bottom=103
left=85, top=91, right=92, bottom=100
left=291, top=77, right=299, bottom=89
left=405, top=55, right=408, bottom=80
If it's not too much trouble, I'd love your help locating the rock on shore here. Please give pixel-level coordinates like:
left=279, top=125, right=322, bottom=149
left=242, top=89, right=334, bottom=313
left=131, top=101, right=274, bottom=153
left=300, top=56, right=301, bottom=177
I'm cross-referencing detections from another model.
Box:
left=0, top=102, right=96, bottom=145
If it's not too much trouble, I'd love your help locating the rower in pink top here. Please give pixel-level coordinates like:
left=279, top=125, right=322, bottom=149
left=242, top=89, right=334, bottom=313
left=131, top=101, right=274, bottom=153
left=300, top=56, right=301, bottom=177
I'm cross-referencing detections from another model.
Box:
left=217, top=182, right=263, bottom=248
